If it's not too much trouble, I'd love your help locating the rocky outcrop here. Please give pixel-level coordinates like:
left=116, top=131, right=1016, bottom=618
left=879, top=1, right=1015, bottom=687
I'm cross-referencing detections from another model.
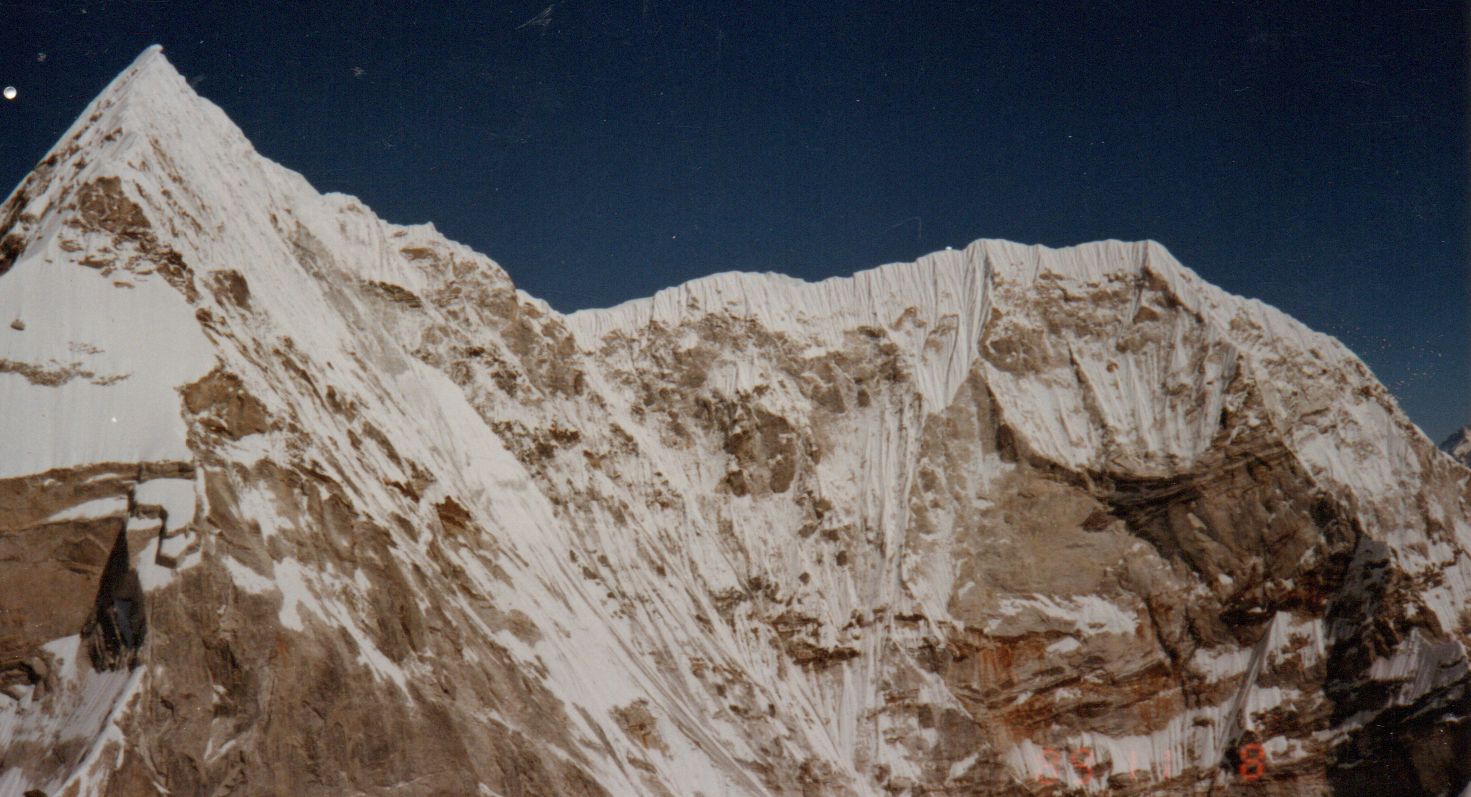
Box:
left=1, top=46, right=1469, bottom=796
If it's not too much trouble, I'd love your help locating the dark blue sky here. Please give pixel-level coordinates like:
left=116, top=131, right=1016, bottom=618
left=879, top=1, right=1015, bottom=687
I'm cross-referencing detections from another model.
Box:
left=2, top=1, right=1467, bottom=440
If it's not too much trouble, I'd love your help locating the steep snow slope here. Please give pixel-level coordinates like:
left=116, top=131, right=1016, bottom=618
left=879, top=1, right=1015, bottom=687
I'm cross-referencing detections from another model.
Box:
left=1, top=46, right=1469, bottom=797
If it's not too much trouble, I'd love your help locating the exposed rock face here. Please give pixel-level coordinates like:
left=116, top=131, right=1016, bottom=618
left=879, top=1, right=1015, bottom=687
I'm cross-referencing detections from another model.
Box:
left=2, top=46, right=1469, bottom=797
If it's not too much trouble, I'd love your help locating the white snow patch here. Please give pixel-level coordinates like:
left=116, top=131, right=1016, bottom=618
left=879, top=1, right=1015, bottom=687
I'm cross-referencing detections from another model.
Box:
left=989, top=593, right=1138, bottom=636
left=45, top=495, right=127, bottom=522
left=1047, top=637, right=1081, bottom=655
left=133, top=477, right=197, bottom=532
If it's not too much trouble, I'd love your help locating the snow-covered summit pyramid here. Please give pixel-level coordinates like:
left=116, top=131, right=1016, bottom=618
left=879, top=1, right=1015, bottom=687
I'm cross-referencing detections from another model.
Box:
left=3, top=46, right=1470, bottom=796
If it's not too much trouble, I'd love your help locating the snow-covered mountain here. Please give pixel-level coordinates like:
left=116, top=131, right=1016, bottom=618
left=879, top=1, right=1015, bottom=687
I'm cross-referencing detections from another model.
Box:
left=3, top=46, right=1470, bottom=797
left=1443, top=427, right=1471, bottom=468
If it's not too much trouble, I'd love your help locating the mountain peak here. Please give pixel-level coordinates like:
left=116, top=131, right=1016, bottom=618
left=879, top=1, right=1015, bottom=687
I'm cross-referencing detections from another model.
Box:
left=115, top=43, right=171, bottom=84
left=26, top=45, right=250, bottom=199
left=95, top=44, right=189, bottom=109
left=106, top=44, right=186, bottom=103
left=3, top=46, right=1470, bottom=797
left=60, top=45, right=191, bottom=137
left=1441, top=425, right=1471, bottom=466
